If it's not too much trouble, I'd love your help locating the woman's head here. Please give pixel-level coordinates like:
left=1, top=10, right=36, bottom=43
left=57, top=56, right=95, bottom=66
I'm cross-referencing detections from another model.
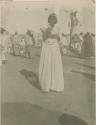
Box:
left=48, top=13, right=58, bottom=26
left=15, top=32, right=18, bottom=35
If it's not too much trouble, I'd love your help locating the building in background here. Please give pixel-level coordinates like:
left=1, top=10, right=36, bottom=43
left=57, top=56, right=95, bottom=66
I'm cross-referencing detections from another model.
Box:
left=0, top=0, right=95, bottom=35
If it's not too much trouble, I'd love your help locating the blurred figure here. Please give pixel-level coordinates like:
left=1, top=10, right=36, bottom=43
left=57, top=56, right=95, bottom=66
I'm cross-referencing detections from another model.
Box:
left=24, top=31, right=33, bottom=58
left=7, top=33, right=12, bottom=54
left=60, top=33, right=68, bottom=55
left=0, top=30, right=9, bottom=63
left=10, top=34, right=15, bottom=54
left=19, top=36, right=26, bottom=56
left=71, top=34, right=78, bottom=50
left=91, top=33, right=95, bottom=57
left=0, top=29, right=4, bottom=66
left=79, top=32, right=84, bottom=41
left=28, top=30, right=35, bottom=46
left=81, top=32, right=94, bottom=58
left=13, top=32, right=20, bottom=56
left=77, top=32, right=84, bottom=54
left=29, top=31, right=35, bottom=46
left=71, top=33, right=83, bottom=54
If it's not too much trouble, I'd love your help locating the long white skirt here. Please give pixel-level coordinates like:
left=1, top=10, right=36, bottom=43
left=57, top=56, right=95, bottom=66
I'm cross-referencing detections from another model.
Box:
left=39, top=40, right=64, bottom=92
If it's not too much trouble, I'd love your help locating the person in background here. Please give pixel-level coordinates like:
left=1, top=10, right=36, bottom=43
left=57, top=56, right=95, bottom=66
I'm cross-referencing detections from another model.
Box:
left=30, top=30, right=35, bottom=46
left=14, top=32, right=19, bottom=44
left=10, top=34, right=15, bottom=55
left=79, top=32, right=84, bottom=41
left=7, top=33, right=12, bottom=54
left=60, top=33, right=68, bottom=55
left=91, top=33, right=95, bottom=57
left=24, top=31, right=32, bottom=58
left=77, top=32, right=84, bottom=54
left=0, top=28, right=5, bottom=66
left=71, top=33, right=82, bottom=54
left=13, top=32, right=20, bottom=56
left=81, top=32, right=94, bottom=58
left=1, top=30, right=9, bottom=63
left=19, top=36, right=26, bottom=57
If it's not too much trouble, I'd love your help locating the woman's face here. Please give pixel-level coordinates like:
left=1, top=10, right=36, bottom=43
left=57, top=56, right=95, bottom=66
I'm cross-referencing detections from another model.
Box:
left=49, top=18, right=56, bottom=26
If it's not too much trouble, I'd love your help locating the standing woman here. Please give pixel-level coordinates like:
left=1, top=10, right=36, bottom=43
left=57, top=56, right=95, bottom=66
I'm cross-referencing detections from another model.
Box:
left=39, top=13, right=64, bottom=92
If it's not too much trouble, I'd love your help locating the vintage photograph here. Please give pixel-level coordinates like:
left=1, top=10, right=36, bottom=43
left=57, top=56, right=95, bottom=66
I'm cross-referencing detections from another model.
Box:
left=0, top=0, right=95, bottom=125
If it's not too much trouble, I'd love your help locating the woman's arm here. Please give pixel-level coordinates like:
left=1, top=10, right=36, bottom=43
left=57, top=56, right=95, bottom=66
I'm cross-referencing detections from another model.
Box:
left=40, top=27, right=60, bottom=41
left=40, top=27, right=52, bottom=41
left=49, top=34, right=60, bottom=41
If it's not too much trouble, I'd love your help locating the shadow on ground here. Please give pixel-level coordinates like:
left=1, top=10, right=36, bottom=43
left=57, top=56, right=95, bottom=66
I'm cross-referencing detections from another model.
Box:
left=71, top=70, right=95, bottom=81
left=1, top=102, right=88, bottom=125
left=59, top=114, right=88, bottom=125
left=20, top=69, right=40, bottom=90
left=74, top=62, right=95, bottom=70
left=64, top=54, right=82, bottom=59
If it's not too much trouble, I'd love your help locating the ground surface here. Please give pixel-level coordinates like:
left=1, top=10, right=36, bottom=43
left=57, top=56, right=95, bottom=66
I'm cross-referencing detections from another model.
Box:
left=1, top=47, right=95, bottom=125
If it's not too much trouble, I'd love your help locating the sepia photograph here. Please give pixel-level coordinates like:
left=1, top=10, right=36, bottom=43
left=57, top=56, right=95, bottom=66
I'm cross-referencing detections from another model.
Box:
left=0, top=0, right=95, bottom=125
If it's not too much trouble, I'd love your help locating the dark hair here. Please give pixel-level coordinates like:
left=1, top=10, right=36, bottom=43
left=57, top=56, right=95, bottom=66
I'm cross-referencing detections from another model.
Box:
left=15, top=32, right=18, bottom=35
left=48, top=13, right=58, bottom=24
left=91, top=33, right=95, bottom=37
left=0, top=28, right=6, bottom=34
left=80, top=32, right=83, bottom=35
left=62, top=33, right=66, bottom=36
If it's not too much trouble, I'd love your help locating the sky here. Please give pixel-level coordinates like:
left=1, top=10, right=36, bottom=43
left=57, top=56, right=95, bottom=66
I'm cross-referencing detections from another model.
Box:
left=0, top=0, right=95, bottom=34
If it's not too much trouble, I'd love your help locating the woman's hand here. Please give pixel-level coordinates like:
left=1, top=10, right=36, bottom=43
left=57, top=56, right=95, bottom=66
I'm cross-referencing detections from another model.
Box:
left=40, top=27, right=52, bottom=41
left=49, top=34, right=60, bottom=41
left=40, top=27, right=60, bottom=41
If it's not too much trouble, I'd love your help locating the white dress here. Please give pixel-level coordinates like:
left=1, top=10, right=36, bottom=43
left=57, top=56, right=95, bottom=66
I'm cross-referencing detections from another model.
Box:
left=39, top=25, right=64, bottom=92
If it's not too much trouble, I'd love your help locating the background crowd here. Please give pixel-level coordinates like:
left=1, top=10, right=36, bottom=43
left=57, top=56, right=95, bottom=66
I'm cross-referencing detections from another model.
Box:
left=0, top=26, right=95, bottom=66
